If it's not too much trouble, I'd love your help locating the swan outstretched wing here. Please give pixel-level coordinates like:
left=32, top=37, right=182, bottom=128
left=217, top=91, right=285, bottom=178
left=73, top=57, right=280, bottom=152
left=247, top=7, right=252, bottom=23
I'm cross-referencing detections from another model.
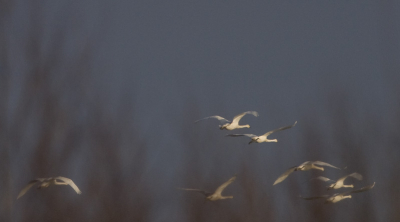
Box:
left=344, top=182, right=375, bottom=195
left=226, top=134, right=257, bottom=138
left=17, top=179, right=44, bottom=199
left=177, top=188, right=212, bottom=197
left=273, top=167, right=297, bottom=185
left=194, top=116, right=230, bottom=124
left=337, top=172, right=363, bottom=184
left=263, top=121, right=297, bottom=136
left=55, top=177, right=82, bottom=194
left=214, top=175, right=236, bottom=195
left=231, top=111, right=259, bottom=125
left=299, top=195, right=330, bottom=200
left=311, top=161, right=341, bottom=170
left=312, top=176, right=335, bottom=183
left=297, top=161, right=312, bottom=167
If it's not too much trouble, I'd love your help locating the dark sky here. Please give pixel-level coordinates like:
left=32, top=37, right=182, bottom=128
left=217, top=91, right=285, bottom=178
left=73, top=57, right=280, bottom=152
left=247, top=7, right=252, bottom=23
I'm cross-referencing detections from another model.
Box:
left=2, top=0, right=400, bottom=221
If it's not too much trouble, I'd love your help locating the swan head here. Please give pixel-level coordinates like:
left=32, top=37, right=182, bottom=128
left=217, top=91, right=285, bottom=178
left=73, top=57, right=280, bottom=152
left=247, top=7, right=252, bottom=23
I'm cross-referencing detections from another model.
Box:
left=327, top=184, right=335, bottom=190
left=270, top=139, right=278, bottom=142
left=219, top=124, right=229, bottom=130
left=244, top=124, right=250, bottom=128
left=249, top=138, right=258, bottom=144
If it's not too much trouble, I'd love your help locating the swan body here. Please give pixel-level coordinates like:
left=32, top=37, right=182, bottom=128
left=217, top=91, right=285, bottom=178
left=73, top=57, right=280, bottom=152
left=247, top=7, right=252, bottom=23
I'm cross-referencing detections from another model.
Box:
left=313, top=172, right=363, bottom=190
left=17, top=176, right=81, bottom=199
left=195, top=111, right=258, bottom=130
left=178, top=175, right=236, bottom=201
left=300, top=182, right=375, bottom=204
left=226, top=121, right=297, bottom=144
left=273, top=161, right=342, bottom=185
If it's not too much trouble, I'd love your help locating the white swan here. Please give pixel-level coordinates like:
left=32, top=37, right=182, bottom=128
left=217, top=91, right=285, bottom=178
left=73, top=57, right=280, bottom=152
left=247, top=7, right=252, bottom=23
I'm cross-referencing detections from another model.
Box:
left=273, top=161, right=342, bottom=185
left=300, top=182, right=375, bottom=203
left=178, top=175, right=236, bottom=201
left=226, top=121, right=297, bottom=144
left=312, top=172, right=363, bottom=190
left=17, top=177, right=81, bottom=199
left=195, top=111, right=258, bottom=130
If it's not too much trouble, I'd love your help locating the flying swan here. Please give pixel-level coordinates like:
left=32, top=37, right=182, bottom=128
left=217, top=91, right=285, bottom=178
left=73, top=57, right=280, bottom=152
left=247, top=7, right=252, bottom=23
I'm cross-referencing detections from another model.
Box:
left=194, top=111, right=258, bottom=130
left=226, top=121, right=297, bottom=144
left=17, top=177, right=82, bottom=199
left=312, top=172, right=363, bottom=190
left=273, top=161, right=342, bottom=185
left=178, top=175, right=236, bottom=201
left=299, top=182, right=375, bottom=203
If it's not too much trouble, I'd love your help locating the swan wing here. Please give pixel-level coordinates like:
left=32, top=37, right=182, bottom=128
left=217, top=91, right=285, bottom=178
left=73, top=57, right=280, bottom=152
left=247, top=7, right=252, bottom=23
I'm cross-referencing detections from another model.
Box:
left=231, top=111, right=258, bottom=125
left=312, top=176, right=335, bottom=183
left=311, top=161, right=341, bottom=170
left=225, top=134, right=257, bottom=138
left=17, top=179, right=44, bottom=199
left=298, top=161, right=312, bottom=167
left=194, top=115, right=230, bottom=124
left=214, top=175, right=236, bottom=195
left=55, top=177, right=82, bottom=194
left=337, top=172, right=363, bottom=184
left=177, top=188, right=211, bottom=197
left=344, top=182, right=375, bottom=195
left=262, top=121, right=297, bottom=136
left=299, top=194, right=330, bottom=200
left=273, top=167, right=296, bottom=185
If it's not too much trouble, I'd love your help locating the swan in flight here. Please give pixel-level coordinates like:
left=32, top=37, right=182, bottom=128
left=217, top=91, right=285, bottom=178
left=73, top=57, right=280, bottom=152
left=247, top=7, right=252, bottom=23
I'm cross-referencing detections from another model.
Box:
left=299, top=182, right=375, bottom=204
left=17, top=177, right=81, bottom=199
left=226, top=121, right=297, bottom=144
left=273, top=161, right=342, bottom=186
left=194, top=111, right=258, bottom=130
left=312, top=172, right=363, bottom=190
left=178, top=175, right=236, bottom=201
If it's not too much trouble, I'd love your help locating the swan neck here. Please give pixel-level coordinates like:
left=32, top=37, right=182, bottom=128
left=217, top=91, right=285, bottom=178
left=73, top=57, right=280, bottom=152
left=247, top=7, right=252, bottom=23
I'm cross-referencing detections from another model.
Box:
left=54, top=181, right=68, bottom=185
left=312, top=165, right=324, bottom=171
left=237, top=125, right=250, bottom=129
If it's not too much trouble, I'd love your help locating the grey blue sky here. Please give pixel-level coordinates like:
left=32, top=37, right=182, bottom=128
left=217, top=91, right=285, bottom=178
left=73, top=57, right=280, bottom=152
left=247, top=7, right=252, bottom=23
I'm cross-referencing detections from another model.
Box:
left=2, top=0, right=400, bottom=221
